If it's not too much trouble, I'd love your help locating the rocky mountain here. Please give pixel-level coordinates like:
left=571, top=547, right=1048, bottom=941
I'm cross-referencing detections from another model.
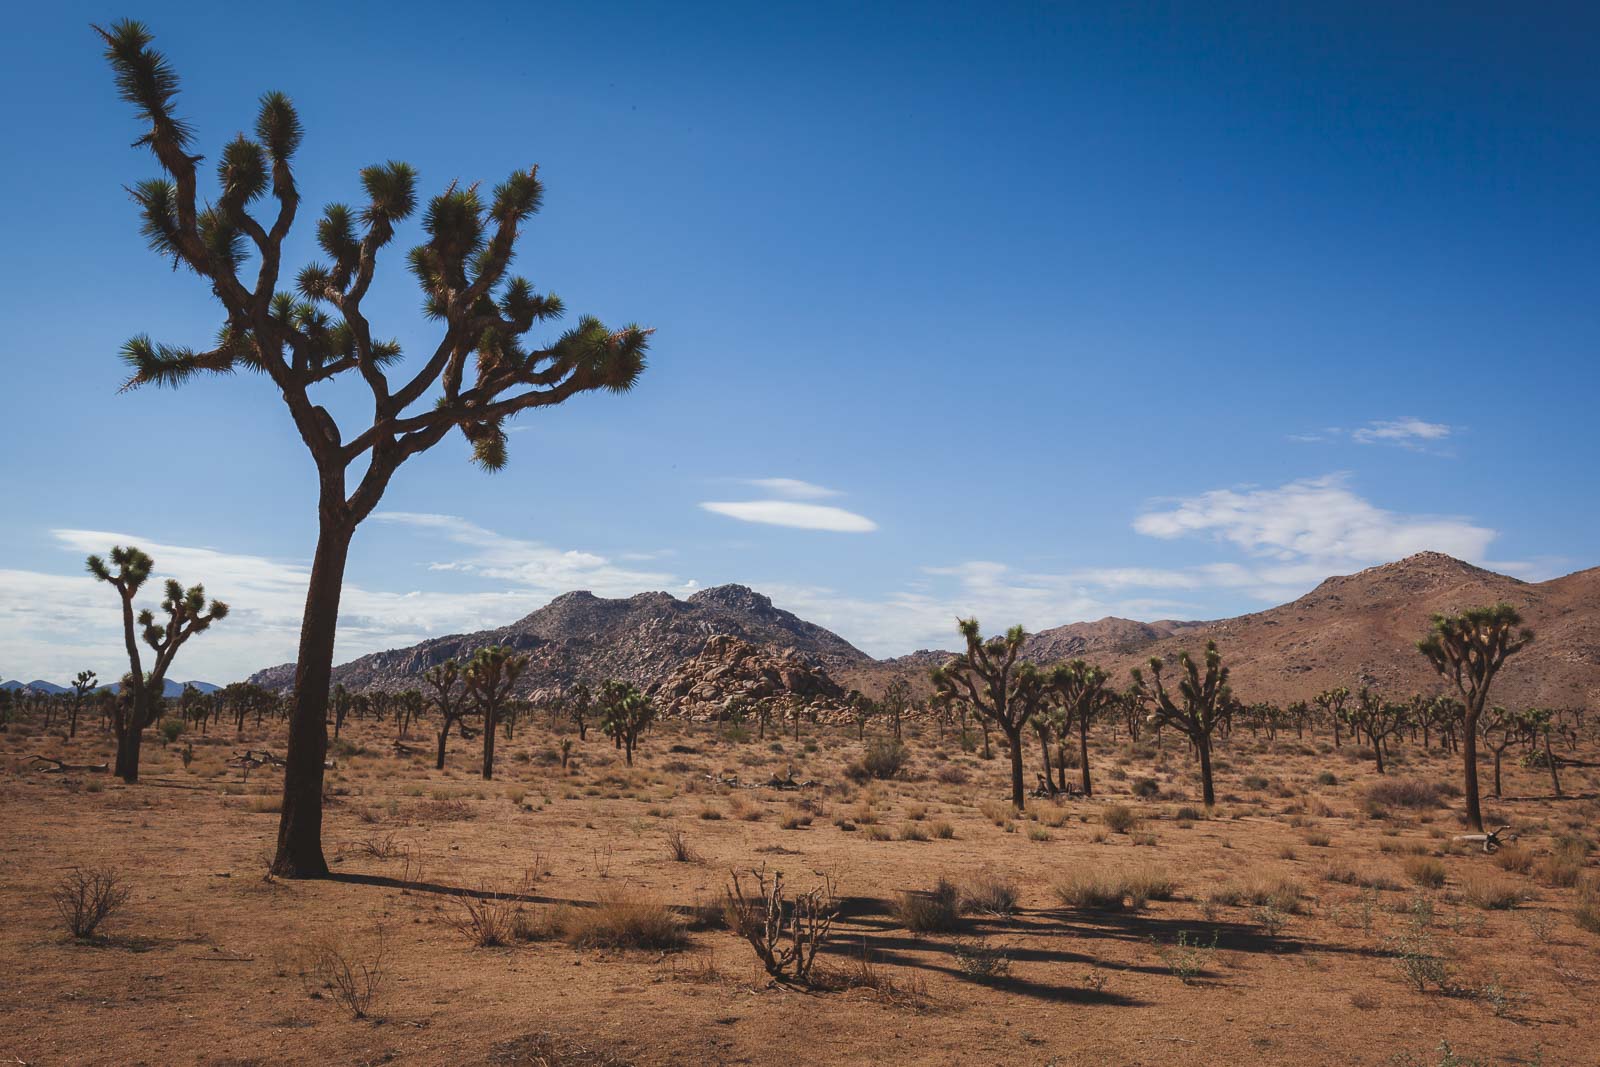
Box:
left=0, top=680, right=69, bottom=695
left=1078, top=553, right=1600, bottom=708
left=248, top=584, right=872, bottom=698
left=246, top=554, right=1600, bottom=713
left=1022, top=617, right=1181, bottom=662
left=648, top=634, right=848, bottom=721
left=2, top=678, right=219, bottom=696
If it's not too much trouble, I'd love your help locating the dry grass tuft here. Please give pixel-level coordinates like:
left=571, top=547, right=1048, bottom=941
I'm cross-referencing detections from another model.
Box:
left=559, top=893, right=687, bottom=950
left=894, top=878, right=962, bottom=932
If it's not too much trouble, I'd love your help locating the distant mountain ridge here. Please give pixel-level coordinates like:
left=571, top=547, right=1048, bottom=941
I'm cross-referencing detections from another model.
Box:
left=242, top=554, right=1600, bottom=711
left=247, top=584, right=872, bottom=698
left=1, top=679, right=221, bottom=697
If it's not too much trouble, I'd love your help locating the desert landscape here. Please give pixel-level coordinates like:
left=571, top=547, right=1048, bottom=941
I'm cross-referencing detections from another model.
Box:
left=5, top=7, right=1598, bottom=1066
left=4, top=553, right=1598, bottom=1066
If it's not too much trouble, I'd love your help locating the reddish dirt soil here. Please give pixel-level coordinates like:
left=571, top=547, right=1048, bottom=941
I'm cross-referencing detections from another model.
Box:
left=3, top=714, right=1596, bottom=1066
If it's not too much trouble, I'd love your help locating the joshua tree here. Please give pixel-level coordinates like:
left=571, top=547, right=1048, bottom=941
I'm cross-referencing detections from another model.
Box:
left=931, top=620, right=1032, bottom=809
left=1342, top=688, right=1409, bottom=775
left=395, top=688, right=424, bottom=741
left=463, top=647, right=527, bottom=780
left=329, top=683, right=351, bottom=738
left=98, top=23, right=651, bottom=876
left=598, top=680, right=655, bottom=766
left=1050, top=659, right=1116, bottom=796
left=1131, top=641, right=1232, bottom=808
left=1418, top=604, right=1534, bottom=831
left=846, top=689, right=877, bottom=741
left=69, top=670, right=98, bottom=739
left=1523, top=707, right=1562, bottom=797
left=880, top=677, right=912, bottom=741
left=423, top=660, right=469, bottom=770
left=1476, top=705, right=1532, bottom=800
left=87, top=545, right=228, bottom=782
left=1314, top=686, right=1351, bottom=748
left=565, top=682, right=593, bottom=741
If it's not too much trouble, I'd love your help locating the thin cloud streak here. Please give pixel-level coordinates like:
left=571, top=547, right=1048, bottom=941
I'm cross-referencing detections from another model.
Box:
left=700, top=501, right=878, bottom=532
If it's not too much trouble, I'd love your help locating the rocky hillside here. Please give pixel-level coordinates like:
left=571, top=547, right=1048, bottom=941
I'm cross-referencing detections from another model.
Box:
left=648, top=634, right=848, bottom=722
left=1080, top=553, right=1600, bottom=708
left=249, top=554, right=1599, bottom=712
left=248, top=584, right=871, bottom=698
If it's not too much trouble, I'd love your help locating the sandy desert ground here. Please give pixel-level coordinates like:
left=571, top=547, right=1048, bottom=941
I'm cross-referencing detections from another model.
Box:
left=3, top=713, right=1597, bottom=1066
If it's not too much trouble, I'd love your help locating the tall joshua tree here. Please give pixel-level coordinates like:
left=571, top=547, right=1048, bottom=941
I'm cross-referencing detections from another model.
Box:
left=69, top=670, right=98, bottom=739
left=598, top=680, right=656, bottom=766
left=1050, top=659, right=1116, bottom=796
left=464, top=646, right=527, bottom=781
left=424, top=660, right=470, bottom=771
left=1132, top=641, right=1231, bottom=808
left=98, top=23, right=651, bottom=875
left=87, top=545, right=228, bottom=782
left=1418, top=604, right=1533, bottom=832
left=1313, top=686, right=1350, bottom=748
left=931, top=620, right=1032, bottom=809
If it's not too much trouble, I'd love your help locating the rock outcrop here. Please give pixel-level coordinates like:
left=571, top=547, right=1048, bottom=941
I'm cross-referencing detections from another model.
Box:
left=648, top=634, right=848, bottom=721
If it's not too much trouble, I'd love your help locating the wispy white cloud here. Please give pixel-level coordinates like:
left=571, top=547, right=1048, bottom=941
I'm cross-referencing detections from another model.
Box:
left=743, top=478, right=842, bottom=499
left=1288, top=417, right=1457, bottom=453
left=0, top=522, right=686, bottom=684
left=1351, top=417, right=1454, bottom=447
left=1133, top=473, right=1497, bottom=572
left=372, top=512, right=682, bottom=596
left=700, top=500, right=878, bottom=533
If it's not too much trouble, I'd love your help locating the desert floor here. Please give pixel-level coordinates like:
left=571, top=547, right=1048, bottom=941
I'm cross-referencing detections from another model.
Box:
left=2, top=712, right=1596, bottom=1066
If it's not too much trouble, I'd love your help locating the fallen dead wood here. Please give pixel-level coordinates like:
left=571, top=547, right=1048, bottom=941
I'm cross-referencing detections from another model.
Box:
left=1453, top=824, right=1516, bottom=853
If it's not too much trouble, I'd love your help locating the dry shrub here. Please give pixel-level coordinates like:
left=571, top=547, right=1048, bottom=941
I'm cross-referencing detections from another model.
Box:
left=894, top=878, right=962, bottom=932
left=1460, top=871, right=1523, bottom=911
left=664, top=828, right=700, bottom=863
left=51, top=866, right=131, bottom=939
left=1102, top=803, right=1139, bottom=834
left=449, top=880, right=540, bottom=947
left=960, top=873, right=1019, bottom=917
left=952, top=938, right=1011, bottom=979
left=1537, top=836, right=1589, bottom=887
left=559, top=892, right=686, bottom=950
left=856, top=738, right=910, bottom=780
left=1403, top=856, right=1448, bottom=889
left=818, top=948, right=933, bottom=1009
left=1242, top=874, right=1305, bottom=914
left=978, top=799, right=1013, bottom=827
left=723, top=866, right=835, bottom=983
left=1123, top=863, right=1177, bottom=905
left=1493, top=844, right=1534, bottom=875
left=304, top=927, right=388, bottom=1019
left=1365, top=778, right=1449, bottom=810
left=1053, top=869, right=1131, bottom=911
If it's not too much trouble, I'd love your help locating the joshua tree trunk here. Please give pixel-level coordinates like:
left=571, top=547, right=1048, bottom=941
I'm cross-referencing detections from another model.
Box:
left=1078, top=715, right=1093, bottom=796
left=1002, top=724, right=1024, bottom=808
left=1545, top=729, right=1562, bottom=797
left=1196, top=734, right=1215, bottom=808
left=482, top=706, right=499, bottom=780
left=1038, top=729, right=1053, bottom=788
left=1462, top=705, right=1484, bottom=830
left=113, top=716, right=143, bottom=781
left=273, top=519, right=352, bottom=878
left=436, top=721, right=451, bottom=770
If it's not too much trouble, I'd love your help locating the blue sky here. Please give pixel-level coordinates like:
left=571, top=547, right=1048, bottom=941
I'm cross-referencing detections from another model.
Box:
left=2, top=2, right=1596, bottom=682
